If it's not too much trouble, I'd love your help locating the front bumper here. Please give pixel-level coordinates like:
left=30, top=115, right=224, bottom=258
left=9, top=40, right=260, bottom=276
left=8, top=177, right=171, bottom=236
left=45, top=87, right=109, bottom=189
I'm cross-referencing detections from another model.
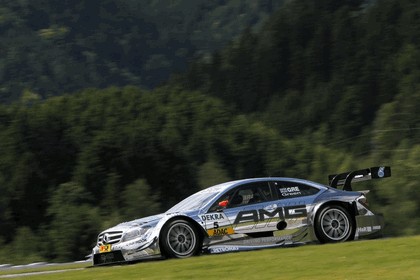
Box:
left=93, top=250, right=126, bottom=265
left=92, top=237, right=161, bottom=265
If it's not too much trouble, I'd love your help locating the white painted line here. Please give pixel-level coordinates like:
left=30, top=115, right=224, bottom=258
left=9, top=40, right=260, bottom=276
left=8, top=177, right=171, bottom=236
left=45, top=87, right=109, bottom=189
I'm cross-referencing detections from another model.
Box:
left=0, top=268, right=84, bottom=278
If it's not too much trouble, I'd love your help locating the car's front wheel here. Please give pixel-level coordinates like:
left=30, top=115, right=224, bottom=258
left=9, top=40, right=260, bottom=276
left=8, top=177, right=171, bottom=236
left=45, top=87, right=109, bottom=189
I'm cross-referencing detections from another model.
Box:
left=315, top=205, right=354, bottom=243
left=160, top=219, right=201, bottom=258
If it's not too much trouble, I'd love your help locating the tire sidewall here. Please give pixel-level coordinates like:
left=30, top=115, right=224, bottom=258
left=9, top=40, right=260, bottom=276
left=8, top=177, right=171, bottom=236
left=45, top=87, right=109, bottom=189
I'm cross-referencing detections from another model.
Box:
left=160, top=219, right=201, bottom=258
left=315, top=205, right=354, bottom=243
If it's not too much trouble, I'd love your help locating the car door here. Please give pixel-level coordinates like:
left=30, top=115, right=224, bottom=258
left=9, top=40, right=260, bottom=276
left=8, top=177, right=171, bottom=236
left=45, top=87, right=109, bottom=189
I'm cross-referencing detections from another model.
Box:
left=202, top=181, right=275, bottom=237
left=268, top=180, right=320, bottom=230
left=210, top=181, right=279, bottom=235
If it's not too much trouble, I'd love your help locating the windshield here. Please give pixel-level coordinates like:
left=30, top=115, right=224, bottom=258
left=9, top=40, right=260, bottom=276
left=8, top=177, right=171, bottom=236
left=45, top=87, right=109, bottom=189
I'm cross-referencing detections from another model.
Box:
left=166, top=190, right=220, bottom=213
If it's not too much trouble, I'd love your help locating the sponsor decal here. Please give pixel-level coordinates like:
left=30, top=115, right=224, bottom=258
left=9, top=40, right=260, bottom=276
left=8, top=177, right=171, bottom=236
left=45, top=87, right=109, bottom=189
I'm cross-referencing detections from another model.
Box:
left=199, top=213, right=228, bottom=222
left=279, top=186, right=301, bottom=197
left=234, top=205, right=307, bottom=224
left=207, top=227, right=235, bottom=236
left=99, top=244, right=112, bottom=253
left=241, top=236, right=292, bottom=245
left=100, top=252, right=115, bottom=262
left=358, top=226, right=372, bottom=233
left=125, top=239, right=146, bottom=247
left=210, top=246, right=239, bottom=253
left=358, top=225, right=382, bottom=233
left=378, top=167, right=385, bottom=178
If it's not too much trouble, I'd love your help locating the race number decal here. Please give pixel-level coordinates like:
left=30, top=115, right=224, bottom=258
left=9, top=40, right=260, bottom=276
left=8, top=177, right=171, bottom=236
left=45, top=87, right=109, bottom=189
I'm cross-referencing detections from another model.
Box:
left=200, top=212, right=233, bottom=236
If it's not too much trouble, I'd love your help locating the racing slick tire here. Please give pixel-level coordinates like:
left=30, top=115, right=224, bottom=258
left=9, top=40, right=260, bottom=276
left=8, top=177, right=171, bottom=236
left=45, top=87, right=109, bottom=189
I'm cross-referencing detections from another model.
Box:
left=315, top=205, right=354, bottom=243
left=160, top=219, right=201, bottom=258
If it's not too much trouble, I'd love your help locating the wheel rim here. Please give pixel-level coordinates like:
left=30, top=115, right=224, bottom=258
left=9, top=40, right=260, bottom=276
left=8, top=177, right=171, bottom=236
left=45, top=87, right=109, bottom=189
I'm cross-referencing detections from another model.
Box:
left=320, top=208, right=350, bottom=241
left=166, top=223, right=196, bottom=256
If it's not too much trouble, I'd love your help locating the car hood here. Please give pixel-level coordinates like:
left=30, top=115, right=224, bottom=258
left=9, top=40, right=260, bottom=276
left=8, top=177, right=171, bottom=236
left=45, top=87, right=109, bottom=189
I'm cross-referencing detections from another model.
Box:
left=100, top=209, right=201, bottom=234
left=101, top=213, right=165, bottom=233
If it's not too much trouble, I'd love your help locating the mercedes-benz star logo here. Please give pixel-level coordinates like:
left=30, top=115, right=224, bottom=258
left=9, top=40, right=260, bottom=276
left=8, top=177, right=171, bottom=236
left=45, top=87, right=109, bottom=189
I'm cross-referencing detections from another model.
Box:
left=102, top=233, right=110, bottom=244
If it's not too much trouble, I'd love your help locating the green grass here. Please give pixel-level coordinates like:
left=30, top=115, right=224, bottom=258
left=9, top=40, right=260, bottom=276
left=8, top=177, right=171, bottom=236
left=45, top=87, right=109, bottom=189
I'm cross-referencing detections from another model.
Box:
left=2, top=235, right=419, bottom=280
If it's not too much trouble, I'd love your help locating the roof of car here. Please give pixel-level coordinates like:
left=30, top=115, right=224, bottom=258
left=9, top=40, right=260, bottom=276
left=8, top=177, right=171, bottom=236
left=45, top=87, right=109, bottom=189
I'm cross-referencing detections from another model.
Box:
left=201, top=177, right=329, bottom=194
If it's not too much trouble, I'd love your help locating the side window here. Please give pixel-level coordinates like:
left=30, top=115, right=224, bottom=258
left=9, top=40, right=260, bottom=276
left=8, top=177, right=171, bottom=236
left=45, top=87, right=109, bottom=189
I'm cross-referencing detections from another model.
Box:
left=208, top=182, right=275, bottom=212
left=208, top=190, right=234, bottom=212
left=271, top=181, right=319, bottom=199
left=227, top=182, right=273, bottom=208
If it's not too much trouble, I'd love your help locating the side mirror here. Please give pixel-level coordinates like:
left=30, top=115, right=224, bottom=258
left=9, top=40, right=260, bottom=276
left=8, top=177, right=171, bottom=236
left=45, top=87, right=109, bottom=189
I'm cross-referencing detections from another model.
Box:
left=218, top=200, right=228, bottom=208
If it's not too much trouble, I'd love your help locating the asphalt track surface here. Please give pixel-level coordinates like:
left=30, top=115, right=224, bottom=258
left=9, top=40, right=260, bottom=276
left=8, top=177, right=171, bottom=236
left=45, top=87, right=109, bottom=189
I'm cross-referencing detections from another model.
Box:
left=0, top=260, right=89, bottom=278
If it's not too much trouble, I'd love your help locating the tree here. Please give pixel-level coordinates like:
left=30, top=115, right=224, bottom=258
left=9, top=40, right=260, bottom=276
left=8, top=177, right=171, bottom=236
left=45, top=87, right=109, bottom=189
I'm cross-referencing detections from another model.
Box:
left=6, top=227, right=44, bottom=264
left=47, top=182, right=100, bottom=261
left=373, top=145, right=420, bottom=236
left=197, top=157, right=231, bottom=189
left=122, top=179, right=161, bottom=220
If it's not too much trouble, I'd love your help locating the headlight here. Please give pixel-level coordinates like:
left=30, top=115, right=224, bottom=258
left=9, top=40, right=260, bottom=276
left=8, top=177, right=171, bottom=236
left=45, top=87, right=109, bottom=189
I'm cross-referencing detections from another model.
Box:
left=121, top=226, right=152, bottom=243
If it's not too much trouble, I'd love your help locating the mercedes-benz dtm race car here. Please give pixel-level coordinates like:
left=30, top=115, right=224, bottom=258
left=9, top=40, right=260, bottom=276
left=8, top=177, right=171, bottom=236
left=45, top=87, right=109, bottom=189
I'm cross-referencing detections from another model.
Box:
left=92, top=166, right=390, bottom=265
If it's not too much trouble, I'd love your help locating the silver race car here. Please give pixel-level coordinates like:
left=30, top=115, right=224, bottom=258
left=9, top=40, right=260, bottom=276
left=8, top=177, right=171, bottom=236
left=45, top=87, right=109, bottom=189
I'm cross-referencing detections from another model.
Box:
left=92, top=166, right=390, bottom=265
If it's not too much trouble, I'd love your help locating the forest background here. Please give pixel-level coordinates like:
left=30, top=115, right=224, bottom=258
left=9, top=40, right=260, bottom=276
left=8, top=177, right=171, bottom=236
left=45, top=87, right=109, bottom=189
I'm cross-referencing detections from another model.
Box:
left=0, top=0, right=419, bottom=263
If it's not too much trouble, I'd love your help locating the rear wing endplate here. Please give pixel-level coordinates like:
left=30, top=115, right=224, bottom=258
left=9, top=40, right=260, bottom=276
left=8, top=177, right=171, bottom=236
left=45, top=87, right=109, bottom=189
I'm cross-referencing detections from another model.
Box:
left=328, top=166, right=391, bottom=191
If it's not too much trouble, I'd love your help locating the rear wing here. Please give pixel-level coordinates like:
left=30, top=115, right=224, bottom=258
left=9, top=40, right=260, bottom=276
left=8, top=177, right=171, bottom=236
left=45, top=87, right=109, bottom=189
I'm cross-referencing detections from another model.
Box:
left=328, top=166, right=391, bottom=191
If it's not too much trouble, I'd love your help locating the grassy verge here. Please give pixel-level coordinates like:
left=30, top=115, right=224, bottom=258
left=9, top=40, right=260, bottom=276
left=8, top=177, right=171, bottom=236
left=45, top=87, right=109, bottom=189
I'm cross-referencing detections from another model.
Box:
left=2, top=235, right=419, bottom=279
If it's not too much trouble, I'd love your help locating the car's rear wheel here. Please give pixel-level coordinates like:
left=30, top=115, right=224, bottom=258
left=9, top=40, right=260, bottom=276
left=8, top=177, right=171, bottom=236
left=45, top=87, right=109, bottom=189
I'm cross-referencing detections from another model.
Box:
left=315, top=205, right=354, bottom=243
left=160, top=219, right=201, bottom=258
